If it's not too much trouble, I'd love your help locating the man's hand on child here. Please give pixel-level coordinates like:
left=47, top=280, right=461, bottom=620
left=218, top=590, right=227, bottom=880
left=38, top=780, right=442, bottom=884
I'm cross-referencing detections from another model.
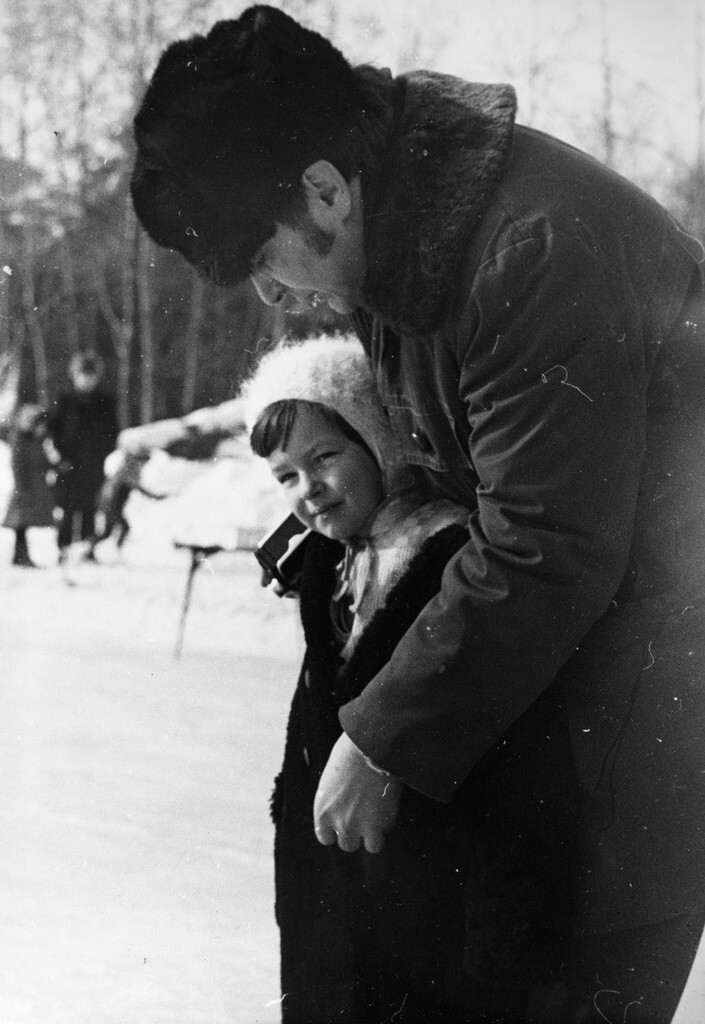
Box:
left=313, top=732, right=403, bottom=854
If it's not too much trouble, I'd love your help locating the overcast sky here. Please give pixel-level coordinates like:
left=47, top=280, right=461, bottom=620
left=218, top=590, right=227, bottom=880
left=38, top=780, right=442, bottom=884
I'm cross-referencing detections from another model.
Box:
left=274, top=0, right=704, bottom=196
left=1, top=0, right=701, bottom=200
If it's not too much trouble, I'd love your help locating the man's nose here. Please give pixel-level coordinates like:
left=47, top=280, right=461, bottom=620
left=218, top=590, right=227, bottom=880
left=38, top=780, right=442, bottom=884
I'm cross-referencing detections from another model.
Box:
left=250, top=271, right=285, bottom=306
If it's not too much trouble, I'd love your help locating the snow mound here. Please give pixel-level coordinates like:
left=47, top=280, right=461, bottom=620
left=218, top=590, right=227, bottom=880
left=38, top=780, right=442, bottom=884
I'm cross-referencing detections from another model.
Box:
left=166, top=452, right=288, bottom=551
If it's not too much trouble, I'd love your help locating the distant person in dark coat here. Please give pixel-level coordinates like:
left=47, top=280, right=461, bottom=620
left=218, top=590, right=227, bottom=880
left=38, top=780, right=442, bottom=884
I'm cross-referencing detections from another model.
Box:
left=48, top=351, right=118, bottom=561
left=3, top=403, right=56, bottom=567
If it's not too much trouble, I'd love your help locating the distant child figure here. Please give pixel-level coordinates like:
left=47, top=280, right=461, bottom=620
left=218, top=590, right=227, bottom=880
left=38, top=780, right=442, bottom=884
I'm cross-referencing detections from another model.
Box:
left=243, top=337, right=579, bottom=1024
left=87, top=447, right=165, bottom=558
left=3, top=403, right=56, bottom=567
left=48, top=351, right=118, bottom=560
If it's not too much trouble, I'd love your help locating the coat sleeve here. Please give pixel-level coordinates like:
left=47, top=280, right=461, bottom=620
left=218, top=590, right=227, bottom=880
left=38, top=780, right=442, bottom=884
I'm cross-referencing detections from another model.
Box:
left=339, top=232, right=649, bottom=802
left=99, top=394, right=120, bottom=454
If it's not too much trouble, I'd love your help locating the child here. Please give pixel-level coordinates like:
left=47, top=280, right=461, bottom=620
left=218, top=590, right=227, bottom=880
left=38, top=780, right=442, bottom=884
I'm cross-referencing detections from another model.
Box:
left=86, top=447, right=165, bottom=560
left=243, top=336, right=579, bottom=1023
left=3, top=404, right=56, bottom=567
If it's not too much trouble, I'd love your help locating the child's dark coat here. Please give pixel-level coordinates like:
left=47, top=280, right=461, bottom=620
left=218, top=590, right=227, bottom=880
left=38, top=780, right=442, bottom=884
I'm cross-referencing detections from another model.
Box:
left=272, top=529, right=579, bottom=1023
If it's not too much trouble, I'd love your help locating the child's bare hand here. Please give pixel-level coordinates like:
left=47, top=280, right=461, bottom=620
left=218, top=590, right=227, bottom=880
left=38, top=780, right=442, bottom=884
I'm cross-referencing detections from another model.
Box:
left=313, top=732, right=403, bottom=853
left=260, top=568, right=297, bottom=598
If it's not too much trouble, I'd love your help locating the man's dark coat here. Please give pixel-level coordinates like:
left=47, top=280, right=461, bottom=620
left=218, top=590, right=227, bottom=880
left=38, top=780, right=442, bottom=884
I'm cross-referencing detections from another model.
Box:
left=340, top=70, right=705, bottom=935
left=49, top=389, right=118, bottom=507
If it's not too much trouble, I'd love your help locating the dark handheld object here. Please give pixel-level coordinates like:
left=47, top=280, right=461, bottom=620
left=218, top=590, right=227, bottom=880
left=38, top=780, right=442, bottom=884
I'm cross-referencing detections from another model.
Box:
left=255, top=514, right=312, bottom=591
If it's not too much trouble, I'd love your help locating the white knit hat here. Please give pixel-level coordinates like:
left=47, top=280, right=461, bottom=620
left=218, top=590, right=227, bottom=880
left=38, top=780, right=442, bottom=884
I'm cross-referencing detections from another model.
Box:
left=241, top=335, right=403, bottom=482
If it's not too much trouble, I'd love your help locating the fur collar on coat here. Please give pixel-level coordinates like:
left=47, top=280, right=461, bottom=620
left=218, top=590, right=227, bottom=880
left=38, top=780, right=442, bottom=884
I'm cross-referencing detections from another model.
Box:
left=298, top=524, right=470, bottom=715
left=360, top=71, right=517, bottom=336
left=339, top=491, right=468, bottom=658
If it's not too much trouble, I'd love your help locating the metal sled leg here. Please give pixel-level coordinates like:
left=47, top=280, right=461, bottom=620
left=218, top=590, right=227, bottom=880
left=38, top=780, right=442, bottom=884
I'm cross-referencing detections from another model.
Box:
left=173, top=543, right=223, bottom=659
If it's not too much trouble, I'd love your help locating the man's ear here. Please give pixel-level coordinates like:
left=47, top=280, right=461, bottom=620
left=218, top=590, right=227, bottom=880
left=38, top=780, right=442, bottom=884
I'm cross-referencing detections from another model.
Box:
left=302, top=161, right=352, bottom=222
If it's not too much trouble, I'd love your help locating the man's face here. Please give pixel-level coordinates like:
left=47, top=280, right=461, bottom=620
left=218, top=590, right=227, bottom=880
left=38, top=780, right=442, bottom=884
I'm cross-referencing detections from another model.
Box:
left=250, top=220, right=362, bottom=315
left=249, top=166, right=365, bottom=315
left=73, top=370, right=99, bottom=393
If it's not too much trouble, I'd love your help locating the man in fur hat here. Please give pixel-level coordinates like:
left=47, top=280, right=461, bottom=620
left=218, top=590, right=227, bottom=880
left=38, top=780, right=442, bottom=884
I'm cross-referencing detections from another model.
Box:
left=132, top=7, right=705, bottom=1021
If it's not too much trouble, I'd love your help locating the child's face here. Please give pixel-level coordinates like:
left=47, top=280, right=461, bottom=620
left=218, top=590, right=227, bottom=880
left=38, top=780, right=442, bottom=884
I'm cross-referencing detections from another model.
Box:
left=267, top=406, right=384, bottom=541
left=72, top=370, right=99, bottom=392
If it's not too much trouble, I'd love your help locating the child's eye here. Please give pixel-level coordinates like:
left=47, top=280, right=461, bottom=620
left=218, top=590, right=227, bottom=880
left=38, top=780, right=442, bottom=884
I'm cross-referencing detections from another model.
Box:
left=275, top=471, right=296, bottom=486
left=316, top=449, right=338, bottom=463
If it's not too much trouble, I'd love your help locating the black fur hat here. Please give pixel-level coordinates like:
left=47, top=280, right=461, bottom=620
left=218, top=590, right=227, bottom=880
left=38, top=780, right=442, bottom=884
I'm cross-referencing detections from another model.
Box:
left=131, top=5, right=362, bottom=286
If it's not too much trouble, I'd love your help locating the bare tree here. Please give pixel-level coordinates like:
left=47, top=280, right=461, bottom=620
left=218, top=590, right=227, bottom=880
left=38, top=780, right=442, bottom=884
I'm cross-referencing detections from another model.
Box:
left=51, top=151, right=82, bottom=359
left=92, top=0, right=164, bottom=426
left=491, top=0, right=583, bottom=137
left=41, top=0, right=93, bottom=358
left=0, top=1, right=51, bottom=400
left=92, top=210, right=134, bottom=432
left=135, top=228, right=155, bottom=423
left=0, top=153, right=10, bottom=385
left=597, top=0, right=616, bottom=168
left=18, top=219, right=49, bottom=403
left=670, top=6, right=705, bottom=241
left=180, top=275, right=205, bottom=414
left=696, top=5, right=705, bottom=177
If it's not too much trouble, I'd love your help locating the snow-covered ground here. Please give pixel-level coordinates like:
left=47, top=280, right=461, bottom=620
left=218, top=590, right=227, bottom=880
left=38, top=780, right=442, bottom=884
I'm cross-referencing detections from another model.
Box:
left=0, top=443, right=302, bottom=1024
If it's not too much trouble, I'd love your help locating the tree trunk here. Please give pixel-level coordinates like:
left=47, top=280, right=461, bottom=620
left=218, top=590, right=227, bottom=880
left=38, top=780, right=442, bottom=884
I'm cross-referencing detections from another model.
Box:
left=93, top=264, right=132, bottom=431
left=120, top=204, right=137, bottom=429
left=16, top=74, right=48, bottom=403
left=0, top=172, right=10, bottom=374
left=20, top=220, right=48, bottom=403
left=598, top=0, right=616, bottom=168
left=92, top=201, right=138, bottom=431
left=59, top=234, right=81, bottom=357
left=181, top=273, right=205, bottom=413
left=695, top=8, right=705, bottom=241
left=135, top=228, right=154, bottom=424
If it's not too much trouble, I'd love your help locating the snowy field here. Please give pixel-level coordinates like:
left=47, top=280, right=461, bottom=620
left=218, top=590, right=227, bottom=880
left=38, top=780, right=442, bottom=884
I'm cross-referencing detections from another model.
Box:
left=0, top=446, right=301, bottom=1024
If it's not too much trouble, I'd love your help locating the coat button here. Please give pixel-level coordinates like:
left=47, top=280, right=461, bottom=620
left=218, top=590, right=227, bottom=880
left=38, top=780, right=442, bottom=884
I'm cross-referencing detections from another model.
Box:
left=411, top=430, right=433, bottom=453
left=304, top=669, right=312, bottom=690
left=303, top=747, right=310, bottom=767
